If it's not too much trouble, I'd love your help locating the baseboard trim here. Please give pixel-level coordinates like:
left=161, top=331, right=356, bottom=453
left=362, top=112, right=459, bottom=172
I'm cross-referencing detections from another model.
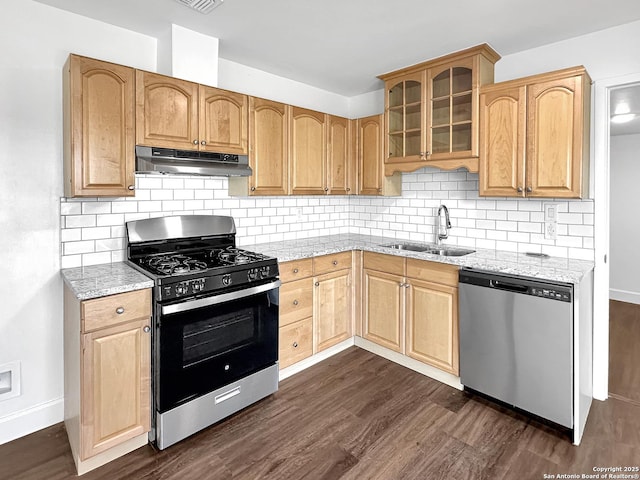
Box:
left=0, top=397, right=64, bottom=446
left=354, top=337, right=463, bottom=391
left=279, top=337, right=355, bottom=381
left=610, top=289, right=640, bottom=305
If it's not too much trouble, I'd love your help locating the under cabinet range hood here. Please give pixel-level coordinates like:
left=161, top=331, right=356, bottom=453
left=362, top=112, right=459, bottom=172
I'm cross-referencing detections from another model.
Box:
left=135, top=146, right=252, bottom=177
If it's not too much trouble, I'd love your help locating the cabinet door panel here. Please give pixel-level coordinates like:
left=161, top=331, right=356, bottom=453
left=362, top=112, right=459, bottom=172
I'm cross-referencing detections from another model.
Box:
left=406, top=279, right=458, bottom=374
left=314, top=270, right=352, bottom=352
left=527, top=75, right=584, bottom=198
left=81, top=319, right=150, bottom=460
left=479, top=86, right=526, bottom=197
left=249, top=98, right=288, bottom=195
left=363, top=269, right=404, bottom=352
left=290, top=107, right=326, bottom=195
left=279, top=318, right=313, bottom=369
left=280, top=278, right=313, bottom=327
left=67, top=55, right=135, bottom=197
left=327, top=115, right=353, bottom=195
left=358, top=115, right=383, bottom=195
left=199, top=86, right=248, bottom=154
left=136, top=71, right=199, bottom=150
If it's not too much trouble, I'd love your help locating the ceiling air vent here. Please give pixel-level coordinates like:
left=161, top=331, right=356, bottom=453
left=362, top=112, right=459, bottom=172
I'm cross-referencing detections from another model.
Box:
left=174, top=0, right=224, bottom=14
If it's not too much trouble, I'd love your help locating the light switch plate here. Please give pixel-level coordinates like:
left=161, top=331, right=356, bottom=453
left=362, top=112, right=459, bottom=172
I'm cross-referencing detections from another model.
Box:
left=0, top=361, right=20, bottom=401
left=544, top=203, right=558, bottom=222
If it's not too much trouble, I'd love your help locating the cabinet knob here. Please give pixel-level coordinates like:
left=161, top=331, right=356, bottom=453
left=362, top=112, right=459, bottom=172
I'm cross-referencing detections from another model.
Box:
left=127, top=185, right=135, bottom=191
left=193, top=140, right=198, bottom=145
left=399, top=282, right=405, bottom=287
left=405, top=283, right=410, bottom=288
left=332, top=260, right=338, bottom=266
left=315, top=282, right=320, bottom=287
left=201, top=140, right=206, bottom=146
left=346, top=188, right=351, bottom=192
left=293, top=268, right=299, bottom=274
left=293, top=342, right=298, bottom=348
left=526, top=186, right=532, bottom=193
left=517, top=186, right=523, bottom=193
left=143, top=326, right=151, bottom=333
left=250, top=187, right=256, bottom=192
left=293, top=299, right=299, bottom=306
left=378, top=188, right=382, bottom=193
left=116, top=307, right=125, bottom=314
left=324, top=187, right=329, bottom=192
left=426, top=151, right=430, bottom=156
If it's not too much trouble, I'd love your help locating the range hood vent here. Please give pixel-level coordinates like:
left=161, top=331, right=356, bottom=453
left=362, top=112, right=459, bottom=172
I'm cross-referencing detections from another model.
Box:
left=135, top=146, right=252, bottom=177
left=174, top=0, right=224, bottom=14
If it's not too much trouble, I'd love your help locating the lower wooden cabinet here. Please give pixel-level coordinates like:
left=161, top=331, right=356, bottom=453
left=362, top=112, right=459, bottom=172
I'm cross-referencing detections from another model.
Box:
left=362, top=268, right=404, bottom=352
left=406, top=278, right=459, bottom=374
left=64, top=287, right=151, bottom=474
left=279, top=318, right=313, bottom=369
left=314, top=269, right=352, bottom=352
left=361, top=252, right=460, bottom=375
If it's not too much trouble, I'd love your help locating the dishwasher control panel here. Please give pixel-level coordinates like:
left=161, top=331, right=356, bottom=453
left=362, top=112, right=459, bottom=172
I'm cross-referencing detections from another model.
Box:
left=530, top=287, right=571, bottom=302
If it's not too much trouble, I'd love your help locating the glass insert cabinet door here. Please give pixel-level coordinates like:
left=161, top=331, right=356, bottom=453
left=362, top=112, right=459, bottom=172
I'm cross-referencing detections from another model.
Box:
left=429, top=63, right=474, bottom=158
left=386, top=71, right=426, bottom=161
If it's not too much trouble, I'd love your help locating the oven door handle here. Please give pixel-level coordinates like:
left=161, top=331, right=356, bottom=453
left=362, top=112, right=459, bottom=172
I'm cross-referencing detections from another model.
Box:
left=161, top=280, right=281, bottom=315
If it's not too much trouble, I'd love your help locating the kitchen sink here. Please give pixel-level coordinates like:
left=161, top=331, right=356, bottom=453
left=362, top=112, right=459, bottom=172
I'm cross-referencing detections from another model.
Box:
left=380, top=243, right=475, bottom=257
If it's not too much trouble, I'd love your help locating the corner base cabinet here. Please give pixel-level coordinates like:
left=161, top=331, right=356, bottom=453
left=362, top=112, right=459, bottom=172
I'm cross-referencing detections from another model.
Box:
left=64, top=287, right=151, bottom=475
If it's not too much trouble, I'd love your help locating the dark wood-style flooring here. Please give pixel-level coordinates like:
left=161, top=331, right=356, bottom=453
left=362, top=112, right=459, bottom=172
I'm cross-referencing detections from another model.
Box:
left=3, top=341, right=640, bottom=480
left=609, top=300, right=640, bottom=404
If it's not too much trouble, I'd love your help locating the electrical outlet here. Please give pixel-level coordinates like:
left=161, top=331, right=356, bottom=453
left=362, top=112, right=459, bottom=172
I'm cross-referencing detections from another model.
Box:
left=295, top=207, right=303, bottom=222
left=0, top=361, right=20, bottom=401
left=545, top=222, right=557, bottom=240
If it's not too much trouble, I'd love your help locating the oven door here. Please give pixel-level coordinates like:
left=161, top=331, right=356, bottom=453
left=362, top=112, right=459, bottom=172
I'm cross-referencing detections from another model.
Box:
left=157, top=280, right=279, bottom=413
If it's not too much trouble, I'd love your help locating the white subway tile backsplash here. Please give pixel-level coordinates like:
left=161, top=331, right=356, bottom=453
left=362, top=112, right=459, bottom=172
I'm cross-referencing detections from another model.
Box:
left=61, top=171, right=596, bottom=267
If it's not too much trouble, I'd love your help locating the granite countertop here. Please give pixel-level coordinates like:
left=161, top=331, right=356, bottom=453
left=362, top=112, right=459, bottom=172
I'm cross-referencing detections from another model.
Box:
left=61, top=262, right=154, bottom=300
left=243, top=233, right=594, bottom=285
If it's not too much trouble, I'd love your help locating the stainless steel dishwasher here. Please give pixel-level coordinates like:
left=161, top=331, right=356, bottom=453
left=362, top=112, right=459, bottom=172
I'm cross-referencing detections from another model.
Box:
left=458, top=268, right=573, bottom=428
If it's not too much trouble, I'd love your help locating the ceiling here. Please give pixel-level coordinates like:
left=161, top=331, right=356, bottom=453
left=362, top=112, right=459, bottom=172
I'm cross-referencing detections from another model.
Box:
left=33, top=0, right=640, bottom=97
left=610, top=84, right=640, bottom=136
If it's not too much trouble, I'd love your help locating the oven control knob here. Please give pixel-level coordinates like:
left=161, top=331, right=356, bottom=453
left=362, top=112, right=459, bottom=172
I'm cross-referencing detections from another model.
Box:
left=260, top=266, right=270, bottom=278
left=176, top=284, right=187, bottom=296
left=192, top=280, right=204, bottom=292
left=222, top=274, right=232, bottom=286
left=248, top=269, right=258, bottom=281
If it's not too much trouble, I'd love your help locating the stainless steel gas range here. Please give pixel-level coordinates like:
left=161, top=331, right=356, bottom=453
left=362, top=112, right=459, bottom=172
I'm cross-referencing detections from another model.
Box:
left=126, top=215, right=280, bottom=450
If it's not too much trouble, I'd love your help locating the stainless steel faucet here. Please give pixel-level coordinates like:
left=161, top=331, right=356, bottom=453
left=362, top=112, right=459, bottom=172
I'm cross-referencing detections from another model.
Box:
left=436, top=204, right=451, bottom=246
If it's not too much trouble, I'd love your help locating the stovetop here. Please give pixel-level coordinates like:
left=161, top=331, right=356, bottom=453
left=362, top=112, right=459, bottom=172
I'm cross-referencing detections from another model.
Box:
left=136, top=247, right=273, bottom=276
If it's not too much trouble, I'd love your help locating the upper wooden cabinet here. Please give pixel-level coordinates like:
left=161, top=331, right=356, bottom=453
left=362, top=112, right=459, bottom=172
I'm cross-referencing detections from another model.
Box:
left=327, top=115, right=356, bottom=195
left=290, top=107, right=327, bottom=195
left=64, top=54, right=136, bottom=197
left=357, top=114, right=401, bottom=196
left=379, top=44, right=500, bottom=175
left=230, top=97, right=289, bottom=196
left=136, top=71, right=248, bottom=154
left=479, top=66, right=591, bottom=198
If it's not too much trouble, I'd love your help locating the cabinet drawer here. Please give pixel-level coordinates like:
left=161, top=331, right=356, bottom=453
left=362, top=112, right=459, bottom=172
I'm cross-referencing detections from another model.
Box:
left=279, top=258, right=313, bottom=283
left=279, top=318, right=313, bottom=369
left=406, top=259, right=458, bottom=287
left=82, top=289, right=151, bottom=333
left=313, top=251, right=352, bottom=275
left=280, top=278, right=313, bottom=327
left=363, top=251, right=405, bottom=276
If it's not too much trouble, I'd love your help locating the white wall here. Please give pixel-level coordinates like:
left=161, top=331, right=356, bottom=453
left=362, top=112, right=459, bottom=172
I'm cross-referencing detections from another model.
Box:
left=609, top=134, right=640, bottom=303
left=0, top=1, right=157, bottom=445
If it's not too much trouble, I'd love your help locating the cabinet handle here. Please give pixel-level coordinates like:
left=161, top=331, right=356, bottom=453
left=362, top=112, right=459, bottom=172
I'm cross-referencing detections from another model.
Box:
left=250, top=187, right=256, bottom=192
left=292, top=342, right=298, bottom=348
left=116, top=307, right=125, bottom=315
left=332, top=260, right=338, bottom=266
left=201, top=140, right=206, bottom=146
left=193, top=140, right=198, bottom=145
left=293, top=268, right=299, bottom=274
left=127, top=185, right=135, bottom=191
left=315, top=282, right=320, bottom=287
left=517, top=186, right=523, bottom=193
left=293, top=299, right=299, bottom=306
left=526, top=186, right=532, bottom=193
left=143, top=326, right=151, bottom=333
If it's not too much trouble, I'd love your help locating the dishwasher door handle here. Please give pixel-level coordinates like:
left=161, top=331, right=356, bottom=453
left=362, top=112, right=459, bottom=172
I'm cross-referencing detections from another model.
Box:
left=489, top=279, right=529, bottom=293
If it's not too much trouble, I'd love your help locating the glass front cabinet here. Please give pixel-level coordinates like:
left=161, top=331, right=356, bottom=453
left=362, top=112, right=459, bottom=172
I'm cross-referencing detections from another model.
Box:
left=379, top=44, right=500, bottom=175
